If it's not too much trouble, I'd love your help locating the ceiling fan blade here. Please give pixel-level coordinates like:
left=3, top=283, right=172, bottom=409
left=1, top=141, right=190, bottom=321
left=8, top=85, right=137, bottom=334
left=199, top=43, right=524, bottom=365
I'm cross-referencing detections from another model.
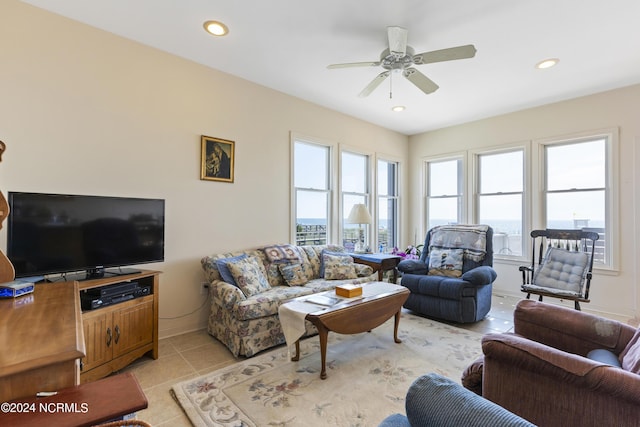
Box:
left=403, top=68, right=439, bottom=94
left=327, top=61, right=380, bottom=69
left=387, top=26, right=408, bottom=56
left=358, top=71, right=390, bottom=97
left=413, top=44, right=477, bottom=65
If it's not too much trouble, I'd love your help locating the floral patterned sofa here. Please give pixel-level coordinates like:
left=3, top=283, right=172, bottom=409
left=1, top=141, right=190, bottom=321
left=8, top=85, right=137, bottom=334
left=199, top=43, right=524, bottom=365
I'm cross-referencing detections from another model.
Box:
left=201, top=244, right=376, bottom=357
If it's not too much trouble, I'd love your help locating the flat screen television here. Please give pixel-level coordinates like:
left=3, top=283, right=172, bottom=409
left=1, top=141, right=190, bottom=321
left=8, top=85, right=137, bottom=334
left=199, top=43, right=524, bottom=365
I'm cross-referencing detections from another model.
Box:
left=6, top=192, right=165, bottom=280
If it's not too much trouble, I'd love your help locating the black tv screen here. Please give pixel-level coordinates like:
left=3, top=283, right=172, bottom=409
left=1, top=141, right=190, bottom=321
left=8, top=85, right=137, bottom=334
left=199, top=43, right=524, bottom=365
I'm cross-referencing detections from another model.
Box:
left=7, top=192, right=165, bottom=279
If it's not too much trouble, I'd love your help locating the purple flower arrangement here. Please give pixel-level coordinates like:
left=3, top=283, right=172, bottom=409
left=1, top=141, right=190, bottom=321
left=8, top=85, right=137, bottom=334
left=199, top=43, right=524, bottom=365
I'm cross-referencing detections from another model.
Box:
left=391, top=244, right=423, bottom=260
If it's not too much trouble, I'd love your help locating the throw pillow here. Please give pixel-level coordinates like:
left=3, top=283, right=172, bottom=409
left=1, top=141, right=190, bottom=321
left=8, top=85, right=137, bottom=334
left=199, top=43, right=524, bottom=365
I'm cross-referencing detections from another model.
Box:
left=620, top=328, right=640, bottom=374
left=532, top=247, right=590, bottom=295
left=586, top=349, right=622, bottom=368
left=263, top=244, right=301, bottom=264
left=225, top=256, right=271, bottom=297
left=322, top=252, right=358, bottom=280
left=300, top=246, right=322, bottom=279
left=319, top=250, right=353, bottom=277
left=278, top=262, right=312, bottom=286
left=215, top=254, right=248, bottom=286
left=428, top=248, right=464, bottom=277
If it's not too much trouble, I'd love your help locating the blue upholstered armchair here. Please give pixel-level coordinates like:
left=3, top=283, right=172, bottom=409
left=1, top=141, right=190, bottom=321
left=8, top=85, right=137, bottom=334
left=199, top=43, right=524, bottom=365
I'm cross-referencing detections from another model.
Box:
left=398, top=225, right=497, bottom=323
left=378, top=373, right=534, bottom=427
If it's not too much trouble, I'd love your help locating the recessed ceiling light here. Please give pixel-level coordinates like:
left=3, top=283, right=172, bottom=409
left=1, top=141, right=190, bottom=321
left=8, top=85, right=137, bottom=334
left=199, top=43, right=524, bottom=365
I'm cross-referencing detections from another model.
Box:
left=203, top=20, right=229, bottom=36
left=391, top=105, right=406, bottom=112
left=535, top=58, right=559, bottom=69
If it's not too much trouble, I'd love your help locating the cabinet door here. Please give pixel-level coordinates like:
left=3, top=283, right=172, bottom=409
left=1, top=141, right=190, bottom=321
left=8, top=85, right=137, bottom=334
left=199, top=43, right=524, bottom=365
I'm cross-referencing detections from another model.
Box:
left=112, top=298, right=153, bottom=358
left=81, top=310, right=113, bottom=372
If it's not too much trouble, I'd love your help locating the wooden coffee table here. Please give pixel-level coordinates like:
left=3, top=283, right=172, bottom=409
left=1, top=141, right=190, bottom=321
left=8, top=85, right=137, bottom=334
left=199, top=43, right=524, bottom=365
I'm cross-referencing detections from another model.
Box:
left=291, top=282, right=409, bottom=379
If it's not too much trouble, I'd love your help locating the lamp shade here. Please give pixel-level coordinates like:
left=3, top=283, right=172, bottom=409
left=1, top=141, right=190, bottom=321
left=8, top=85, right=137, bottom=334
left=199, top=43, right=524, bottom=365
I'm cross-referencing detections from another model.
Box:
left=346, top=204, right=372, bottom=225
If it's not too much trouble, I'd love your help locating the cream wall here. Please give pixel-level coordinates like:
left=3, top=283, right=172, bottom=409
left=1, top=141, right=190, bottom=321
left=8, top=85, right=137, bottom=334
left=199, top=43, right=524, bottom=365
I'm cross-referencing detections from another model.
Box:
left=408, top=84, right=640, bottom=322
left=0, top=1, right=409, bottom=337
left=3, top=1, right=637, bottom=335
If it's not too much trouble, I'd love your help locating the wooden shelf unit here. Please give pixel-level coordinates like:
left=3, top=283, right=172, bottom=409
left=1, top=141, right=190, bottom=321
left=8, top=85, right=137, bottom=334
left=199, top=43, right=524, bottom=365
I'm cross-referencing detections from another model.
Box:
left=0, top=281, right=85, bottom=402
left=78, top=270, right=160, bottom=383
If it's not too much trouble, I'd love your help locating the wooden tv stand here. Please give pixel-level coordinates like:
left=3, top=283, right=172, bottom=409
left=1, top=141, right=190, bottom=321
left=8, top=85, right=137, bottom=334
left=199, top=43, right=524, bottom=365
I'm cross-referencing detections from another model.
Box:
left=78, top=270, right=160, bottom=383
left=0, top=270, right=159, bottom=401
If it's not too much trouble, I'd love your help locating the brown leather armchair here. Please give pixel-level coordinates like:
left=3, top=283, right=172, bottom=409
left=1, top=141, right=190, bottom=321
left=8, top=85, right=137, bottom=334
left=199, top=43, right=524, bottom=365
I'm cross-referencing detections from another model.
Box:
left=475, top=300, right=640, bottom=426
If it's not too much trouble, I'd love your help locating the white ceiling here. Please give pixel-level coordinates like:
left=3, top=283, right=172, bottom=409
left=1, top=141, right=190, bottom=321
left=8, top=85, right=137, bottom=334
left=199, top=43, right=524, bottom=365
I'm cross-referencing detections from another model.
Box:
left=21, top=0, right=640, bottom=136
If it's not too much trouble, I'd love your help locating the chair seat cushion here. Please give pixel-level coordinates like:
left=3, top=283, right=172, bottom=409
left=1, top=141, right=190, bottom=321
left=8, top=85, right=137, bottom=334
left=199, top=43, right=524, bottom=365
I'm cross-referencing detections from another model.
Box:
left=521, top=283, right=582, bottom=298
left=402, top=274, right=479, bottom=299
left=531, top=247, right=589, bottom=294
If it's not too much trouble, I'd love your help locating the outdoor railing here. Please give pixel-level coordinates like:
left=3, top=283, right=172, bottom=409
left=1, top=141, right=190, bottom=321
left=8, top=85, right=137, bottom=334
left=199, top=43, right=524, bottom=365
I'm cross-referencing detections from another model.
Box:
left=296, top=225, right=327, bottom=246
left=296, top=224, right=391, bottom=250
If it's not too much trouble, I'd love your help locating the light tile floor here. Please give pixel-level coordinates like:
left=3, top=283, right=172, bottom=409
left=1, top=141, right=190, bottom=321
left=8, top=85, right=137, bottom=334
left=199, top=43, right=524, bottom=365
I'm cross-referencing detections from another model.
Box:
left=124, top=293, right=522, bottom=426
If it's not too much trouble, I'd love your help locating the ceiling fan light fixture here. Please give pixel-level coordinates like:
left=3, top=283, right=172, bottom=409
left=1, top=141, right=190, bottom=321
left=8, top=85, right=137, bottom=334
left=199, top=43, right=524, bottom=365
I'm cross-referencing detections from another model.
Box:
left=391, top=105, right=406, bottom=112
left=203, top=20, right=229, bottom=36
left=328, top=27, right=476, bottom=97
left=535, top=58, right=559, bottom=69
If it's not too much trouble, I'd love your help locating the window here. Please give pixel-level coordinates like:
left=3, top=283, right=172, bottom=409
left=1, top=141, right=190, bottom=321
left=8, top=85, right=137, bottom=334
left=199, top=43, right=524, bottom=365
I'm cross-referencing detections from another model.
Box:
left=293, top=140, right=331, bottom=245
left=377, top=159, right=399, bottom=252
left=425, top=157, right=463, bottom=229
left=543, top=136, right=611, bottom=265
left=292, top=135, right=402, bottom=251
left=477, top=149, right=524, bottom=256
left=341, top=151, right=370, bottom=252
left=420, top=130, right=617, bottom=268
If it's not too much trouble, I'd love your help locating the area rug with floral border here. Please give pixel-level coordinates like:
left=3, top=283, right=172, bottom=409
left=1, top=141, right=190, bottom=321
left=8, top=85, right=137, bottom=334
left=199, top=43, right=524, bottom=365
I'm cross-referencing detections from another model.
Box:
left=171, top=312, right=483, bottom=427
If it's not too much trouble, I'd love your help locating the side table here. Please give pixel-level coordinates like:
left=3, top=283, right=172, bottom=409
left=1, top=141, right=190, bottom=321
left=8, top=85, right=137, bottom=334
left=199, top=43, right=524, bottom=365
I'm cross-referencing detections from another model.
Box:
left=0, top=372, right=147, bottom=427
left=352, top=253, right=402, bottom=283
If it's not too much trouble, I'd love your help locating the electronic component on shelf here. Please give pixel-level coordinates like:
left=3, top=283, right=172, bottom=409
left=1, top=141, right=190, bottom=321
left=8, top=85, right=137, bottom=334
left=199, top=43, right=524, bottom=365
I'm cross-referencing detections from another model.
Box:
left=0, top=280, right=35, bottom=298
left=80, top=281, right=151, bottom=310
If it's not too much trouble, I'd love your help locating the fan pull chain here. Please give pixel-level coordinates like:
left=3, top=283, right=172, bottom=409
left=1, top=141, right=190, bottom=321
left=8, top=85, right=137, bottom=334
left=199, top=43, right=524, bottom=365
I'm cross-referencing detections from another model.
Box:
left=389, top=71, right=393, bottom=99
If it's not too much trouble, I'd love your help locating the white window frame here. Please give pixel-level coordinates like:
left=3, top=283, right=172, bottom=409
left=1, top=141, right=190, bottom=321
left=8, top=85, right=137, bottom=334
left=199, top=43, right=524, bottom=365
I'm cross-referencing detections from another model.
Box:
left=290, top=133, right=336, bottom=244
left=376, top=155, right=401, bottom=252
left=423, top=153, right=467, bottom=236
left=471, top=142, right=529, bottom=259
left=339, top=145, right=373, bottom=251
left=533, top=128, right=619, bottom=271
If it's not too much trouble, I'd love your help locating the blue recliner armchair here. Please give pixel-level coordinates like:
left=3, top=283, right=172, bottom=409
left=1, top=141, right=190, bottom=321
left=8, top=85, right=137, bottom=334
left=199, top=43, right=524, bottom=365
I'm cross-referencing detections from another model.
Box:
left=398, top=225, right=497, bottom=323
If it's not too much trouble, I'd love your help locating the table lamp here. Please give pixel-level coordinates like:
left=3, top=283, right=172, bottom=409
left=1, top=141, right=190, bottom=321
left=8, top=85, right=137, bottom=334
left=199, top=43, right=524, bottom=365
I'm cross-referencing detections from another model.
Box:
left=346, top=203, right=372, bottom=253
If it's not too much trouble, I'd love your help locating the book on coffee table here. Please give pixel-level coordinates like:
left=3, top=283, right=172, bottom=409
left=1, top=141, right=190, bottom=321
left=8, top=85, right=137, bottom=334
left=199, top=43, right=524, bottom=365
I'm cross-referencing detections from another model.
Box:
left=305, top=292, right=365, bottom=307
left=305, top=294, right=342, bottom=307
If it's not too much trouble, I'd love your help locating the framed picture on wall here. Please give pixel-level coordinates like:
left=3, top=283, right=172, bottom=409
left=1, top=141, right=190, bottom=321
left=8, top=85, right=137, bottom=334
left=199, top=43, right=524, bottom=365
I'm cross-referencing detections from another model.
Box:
left=200, top=135, right=235, bottom=183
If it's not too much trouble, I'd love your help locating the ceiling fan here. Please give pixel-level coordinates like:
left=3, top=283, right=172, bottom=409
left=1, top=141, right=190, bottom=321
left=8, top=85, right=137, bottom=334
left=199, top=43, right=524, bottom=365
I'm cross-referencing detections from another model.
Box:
left=327, top=26, right=477, bottom=97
